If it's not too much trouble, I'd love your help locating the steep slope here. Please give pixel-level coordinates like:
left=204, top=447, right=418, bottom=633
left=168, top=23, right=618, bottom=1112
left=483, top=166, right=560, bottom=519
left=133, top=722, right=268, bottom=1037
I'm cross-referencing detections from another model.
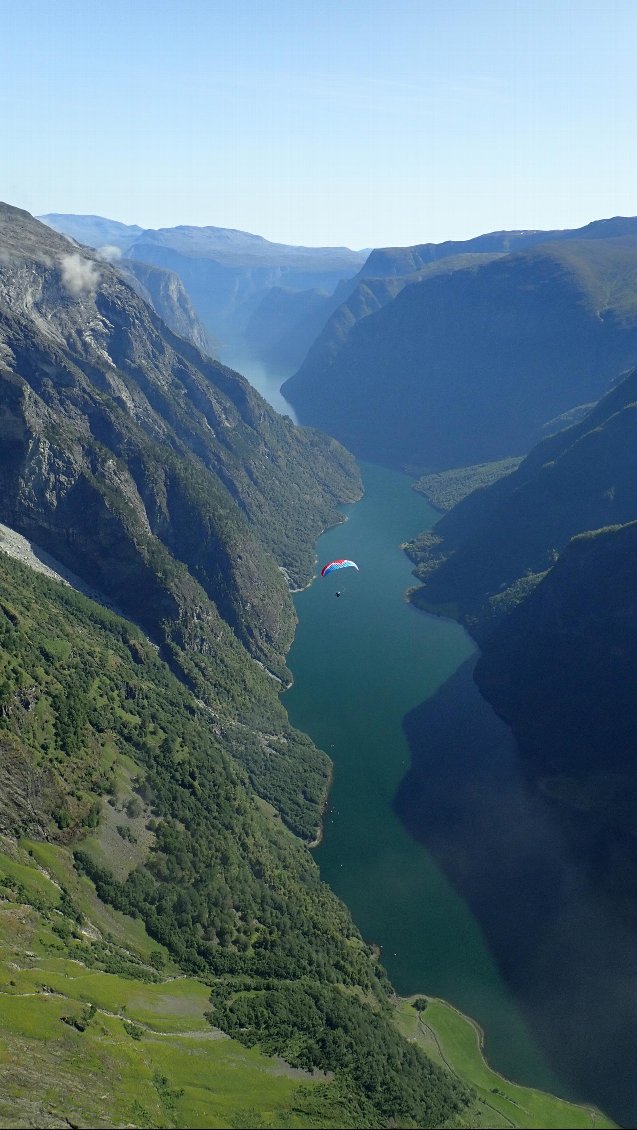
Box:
left=39, top=213, right=367, bottom=349
left=116, top=258, right=213, bottom=354
left=288, top=224, right=563, bottom=377
left=473, top=520, right=637, bottom=922
left=408, top=363, right=637, bottom=634
left=284, top=231, right=637, bottom=471
left=286, top=216, right=637, bottom=392
left=475, top=519, right=637, bottom=775
left=406, top=359, right=637, bottom=929
left=295, top=252, right=504, bottom=387
left=0, top=551, right=470, bottom=1129
left=0, top=202, right=362, bottom=839
left=0, top=203, right=360, bottom=645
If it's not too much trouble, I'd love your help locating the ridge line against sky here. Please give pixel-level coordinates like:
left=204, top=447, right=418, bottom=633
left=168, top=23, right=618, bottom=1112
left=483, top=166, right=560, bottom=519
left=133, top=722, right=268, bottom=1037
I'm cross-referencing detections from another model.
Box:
left=2, top=0, right=637, bottom=249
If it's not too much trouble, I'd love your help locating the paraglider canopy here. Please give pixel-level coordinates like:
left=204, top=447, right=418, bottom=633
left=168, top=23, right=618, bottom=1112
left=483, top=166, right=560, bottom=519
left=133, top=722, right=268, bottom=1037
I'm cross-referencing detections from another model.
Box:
left=321, top=559, right=359, bottom=577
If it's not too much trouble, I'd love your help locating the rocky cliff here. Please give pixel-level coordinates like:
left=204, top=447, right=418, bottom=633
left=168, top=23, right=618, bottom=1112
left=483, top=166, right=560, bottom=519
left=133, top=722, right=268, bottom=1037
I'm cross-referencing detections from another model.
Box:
left=40, top=212, right=367, bottom=351
left=0, top=202, right=362, bottom=838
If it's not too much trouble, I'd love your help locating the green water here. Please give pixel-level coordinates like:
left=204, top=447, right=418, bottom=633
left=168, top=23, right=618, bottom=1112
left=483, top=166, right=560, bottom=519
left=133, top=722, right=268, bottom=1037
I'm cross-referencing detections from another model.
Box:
left=284, top=460, right=565, bottom=1095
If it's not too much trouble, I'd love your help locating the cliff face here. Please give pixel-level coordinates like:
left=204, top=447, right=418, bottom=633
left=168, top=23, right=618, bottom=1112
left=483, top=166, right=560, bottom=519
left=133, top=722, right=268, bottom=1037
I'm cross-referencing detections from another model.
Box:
left=0, top=202, right=362, bottom=838
left=284, top=231, right=637, bottom=471
left=0, top=204, right=361, bottom=668
left=116, top=258, right=213, bottom=354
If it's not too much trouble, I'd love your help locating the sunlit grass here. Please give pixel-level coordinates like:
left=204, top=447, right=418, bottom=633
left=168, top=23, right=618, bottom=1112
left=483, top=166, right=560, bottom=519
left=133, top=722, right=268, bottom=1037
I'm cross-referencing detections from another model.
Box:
left=395, top=996, right=618, bottom=1129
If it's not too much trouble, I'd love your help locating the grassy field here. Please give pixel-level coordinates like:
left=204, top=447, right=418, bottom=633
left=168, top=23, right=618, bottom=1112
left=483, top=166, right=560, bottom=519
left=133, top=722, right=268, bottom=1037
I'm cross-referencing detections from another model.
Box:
left=21, top=838, right=174, bottom=963
left=0, top=836, right=620, bottom=1128
left=395, top=996, right=618, bottom=1130
left=0, top=839, right=335, bottom=1129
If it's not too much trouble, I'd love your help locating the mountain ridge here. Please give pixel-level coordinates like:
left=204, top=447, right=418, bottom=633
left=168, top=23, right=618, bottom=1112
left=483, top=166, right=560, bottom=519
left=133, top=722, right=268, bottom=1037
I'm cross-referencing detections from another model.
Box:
left=283, top=228, right=637, bottom=470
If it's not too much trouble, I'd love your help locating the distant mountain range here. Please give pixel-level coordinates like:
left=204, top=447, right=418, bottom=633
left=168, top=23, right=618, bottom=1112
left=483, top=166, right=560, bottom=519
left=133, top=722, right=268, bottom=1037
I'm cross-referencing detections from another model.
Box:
left=39, top=213, right=367, bottom=352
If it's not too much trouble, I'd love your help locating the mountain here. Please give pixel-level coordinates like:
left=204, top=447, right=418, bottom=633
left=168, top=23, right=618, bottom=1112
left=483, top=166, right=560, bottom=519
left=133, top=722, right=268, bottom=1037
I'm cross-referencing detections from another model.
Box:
left=354, top=215, right=637, bottom=278
left=0, top=202, right=471, bottom=1126
left=116, top=258, right=212, bottom=353
left=475, top=519, right=637, bottom=776
left=283, top=221, right=637, bottom=471
left=0, top=201, right=364, bottom=837
left=275, top=225, right=598, bottom=390
left=39, top=213, right=367, bottom=351
left=294, top=252, right=504, bottom=392
left=287, top=216, right=637, bottom=387
left=408, top=362, right=637, bottom=635
left=474, top=518, right=637, bottom=923
left=406, top=360, right=637, bottom=926
left=39, top=214, right=213, bottom=353
left=40, top=212, right=145, bottom=252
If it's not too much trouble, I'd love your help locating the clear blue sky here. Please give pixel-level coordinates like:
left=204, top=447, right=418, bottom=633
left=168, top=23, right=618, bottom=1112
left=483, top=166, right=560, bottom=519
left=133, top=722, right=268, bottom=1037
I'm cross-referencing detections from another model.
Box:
left=2, top=0, right=636, bottom=249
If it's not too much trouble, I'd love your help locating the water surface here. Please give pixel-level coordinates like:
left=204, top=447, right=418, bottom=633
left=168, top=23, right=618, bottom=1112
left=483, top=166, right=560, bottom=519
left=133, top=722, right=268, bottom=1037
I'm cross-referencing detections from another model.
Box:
left=218, top=346, right=298, bottom=420
left=233, top=358, right=630, bottom=1123
left=284, top=461, right=566, bottom=1097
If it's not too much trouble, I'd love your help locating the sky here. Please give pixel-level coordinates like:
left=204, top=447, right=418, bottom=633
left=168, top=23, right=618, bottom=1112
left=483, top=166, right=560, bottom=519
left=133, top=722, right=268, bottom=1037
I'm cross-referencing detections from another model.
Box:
left=2, top=0, right=637, bottom=250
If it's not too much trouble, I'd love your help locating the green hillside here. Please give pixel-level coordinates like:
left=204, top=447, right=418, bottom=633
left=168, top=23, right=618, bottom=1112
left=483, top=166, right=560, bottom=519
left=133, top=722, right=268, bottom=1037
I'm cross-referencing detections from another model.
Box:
left=0, top=550, right=471, bottom=1128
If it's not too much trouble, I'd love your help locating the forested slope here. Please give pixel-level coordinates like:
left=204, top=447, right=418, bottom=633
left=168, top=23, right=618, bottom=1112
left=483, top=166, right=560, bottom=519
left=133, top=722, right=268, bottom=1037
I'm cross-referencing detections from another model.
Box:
left=0, top=550, right=470, bottom=1129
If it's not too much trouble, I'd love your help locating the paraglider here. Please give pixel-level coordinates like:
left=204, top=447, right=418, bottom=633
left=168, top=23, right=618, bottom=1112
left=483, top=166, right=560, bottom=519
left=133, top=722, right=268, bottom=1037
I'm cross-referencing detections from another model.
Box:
left=335, top=591, right=341, bottom=598
left=320, top=559, right=359, bottom=577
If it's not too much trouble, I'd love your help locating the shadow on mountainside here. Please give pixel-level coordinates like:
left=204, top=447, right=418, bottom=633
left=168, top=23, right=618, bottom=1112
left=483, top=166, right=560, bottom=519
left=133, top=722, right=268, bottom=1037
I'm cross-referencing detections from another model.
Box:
left=394, top=657, right=637, bottom=1128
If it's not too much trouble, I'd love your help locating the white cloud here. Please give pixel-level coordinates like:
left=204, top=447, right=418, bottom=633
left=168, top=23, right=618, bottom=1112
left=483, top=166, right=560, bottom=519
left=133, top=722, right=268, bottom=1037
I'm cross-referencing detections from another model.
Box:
left=97, top=244, right=122, bottom=261
left=59, top=252, right=100, bottom=297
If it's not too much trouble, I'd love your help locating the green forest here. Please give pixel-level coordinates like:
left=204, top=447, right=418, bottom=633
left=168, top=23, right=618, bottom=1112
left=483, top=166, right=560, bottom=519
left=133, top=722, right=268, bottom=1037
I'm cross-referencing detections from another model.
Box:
left=0, top=550, right=470, bottom=1128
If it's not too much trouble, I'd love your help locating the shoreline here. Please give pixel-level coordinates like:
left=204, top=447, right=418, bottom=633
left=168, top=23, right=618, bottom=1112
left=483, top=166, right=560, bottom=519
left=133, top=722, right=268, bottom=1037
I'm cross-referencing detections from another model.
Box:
left=398, top=993, right=615, bottom=1129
